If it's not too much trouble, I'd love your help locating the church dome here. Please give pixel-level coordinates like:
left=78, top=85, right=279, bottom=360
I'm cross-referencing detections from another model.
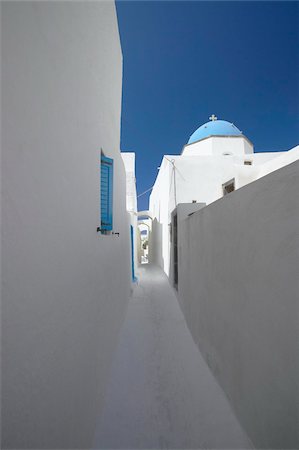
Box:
left=187, top=118, right=242, bottom=145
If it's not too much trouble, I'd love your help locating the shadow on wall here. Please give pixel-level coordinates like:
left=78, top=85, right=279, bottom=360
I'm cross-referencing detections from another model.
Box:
left=168, top=203, right=206, bottom=289
left=168, top=222, right=175, bottom=288
left=150, top=219, right=163, bottom=269
left=177, top=161, right=299, bottom=449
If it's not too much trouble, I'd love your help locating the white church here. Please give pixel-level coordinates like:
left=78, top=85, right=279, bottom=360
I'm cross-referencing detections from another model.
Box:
left=149, top=114, right=299, bottom=275
left=2, top=2, right=298, bottom=449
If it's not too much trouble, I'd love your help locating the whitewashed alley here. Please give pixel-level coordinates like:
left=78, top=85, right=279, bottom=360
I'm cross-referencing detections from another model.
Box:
left=94, top=265, right=252, bottom=449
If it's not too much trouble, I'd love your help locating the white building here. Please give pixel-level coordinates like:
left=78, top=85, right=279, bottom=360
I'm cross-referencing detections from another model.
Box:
left=175, top=160, right=299, bottom=449
left=148, top=116, right=299, bottom=448
left=149, top=116, right=299, bottom=275
left=138, top=216, right=152, bottom=264
left=121, top=152, right=138, bottom=280
left=2, top=2, right=132, bottom=448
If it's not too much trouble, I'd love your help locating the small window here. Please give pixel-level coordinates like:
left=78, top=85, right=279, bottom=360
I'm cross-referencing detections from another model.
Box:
left=244, top=160, right=252, bottom=166
left=100, top=153, right=113, bottom=233
left=222, top=178, right=235, bottom=196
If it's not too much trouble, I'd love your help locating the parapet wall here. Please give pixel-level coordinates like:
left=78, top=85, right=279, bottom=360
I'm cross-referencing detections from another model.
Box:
left=177, top=160, right=299, bottom=448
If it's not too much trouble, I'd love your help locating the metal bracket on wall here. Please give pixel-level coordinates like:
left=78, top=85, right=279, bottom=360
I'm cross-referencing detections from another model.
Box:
left=97, top=228, right=119, bottom=236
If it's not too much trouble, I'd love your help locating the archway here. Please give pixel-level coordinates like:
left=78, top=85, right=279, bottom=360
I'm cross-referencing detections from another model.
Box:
left=137, top=211, right=153, bottom=265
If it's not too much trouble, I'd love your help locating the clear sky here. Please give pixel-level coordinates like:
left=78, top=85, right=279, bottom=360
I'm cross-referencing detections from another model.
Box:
left=116, top=1, right=299, bottom=211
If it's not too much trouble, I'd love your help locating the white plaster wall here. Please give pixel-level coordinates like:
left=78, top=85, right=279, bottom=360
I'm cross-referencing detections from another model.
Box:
left=149, top=158, right=171, bottom=272
left=255, top=145, right=299, bottom=179
left=212, top=136, right=253, bottom=156
left=1, top=2, right=131, bottom=448
left=149, top=146, right=298, bottom=277
left=177, top=161, right=299, bottom=449
left=252, top=151, right=285, bottom=165
left=181, top=137, right=214, bottom=156
left=168, top=203, right=206, bottom=287
left=150, top=154, right=251, bottom=274
left=121, top=152, right=138, bottom=277
left=173, top=156, right=239, bottom=204
left=121, top=152, right=137, bottom=214
left=182, top=135, right=253, bottom=157
left=237, top=148, right=298, bottom=189
left=137, top=228, right=142, bottom=264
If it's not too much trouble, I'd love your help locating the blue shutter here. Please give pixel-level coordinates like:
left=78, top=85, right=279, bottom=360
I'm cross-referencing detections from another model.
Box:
left=101, top=154, right=113, bottom=231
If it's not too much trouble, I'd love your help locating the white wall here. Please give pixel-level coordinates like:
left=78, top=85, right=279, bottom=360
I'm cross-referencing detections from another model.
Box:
left=255, top=145, right=299, bottom=179
left=121, top=152, right=137, bottom=215
left=149, top=145, right=298, bottom=276
left=177, top=161, right=299, bottom=449
left=121, top=152, right=138, bottom=278
left=1, top=2, right=131, bottom=448
left=150, top=157, right=172, bottom=272
left=182, top=135, right=254, bottom=156
left=168, top=203, right=206, bottom=287
left=150, top=153, right=252, bottom=274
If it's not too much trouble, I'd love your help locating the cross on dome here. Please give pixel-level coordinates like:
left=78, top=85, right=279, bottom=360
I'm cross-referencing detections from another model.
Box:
left=209, top=114, right=218, bottom=121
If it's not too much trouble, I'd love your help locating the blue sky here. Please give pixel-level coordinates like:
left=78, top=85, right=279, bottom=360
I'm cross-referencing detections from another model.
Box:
left=116, top=1, right=299, bottom=211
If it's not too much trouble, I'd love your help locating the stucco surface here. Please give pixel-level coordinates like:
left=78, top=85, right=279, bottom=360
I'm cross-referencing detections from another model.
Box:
left=1, top=2, right=131, bottom=447
left=93, top=265, right=252, bottom=449
left=178, top=160, right=299, bottom=449
left=149, top=146, right=298, bottom=278
left=121, top=152, right=138, bottom=277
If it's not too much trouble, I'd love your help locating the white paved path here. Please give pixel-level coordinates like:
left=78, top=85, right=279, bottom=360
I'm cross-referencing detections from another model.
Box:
left=93, top=265, right=251, bottom=449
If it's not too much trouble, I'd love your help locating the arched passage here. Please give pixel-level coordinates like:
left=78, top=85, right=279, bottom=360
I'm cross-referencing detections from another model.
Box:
left=137, top=211, right=153, bottom=264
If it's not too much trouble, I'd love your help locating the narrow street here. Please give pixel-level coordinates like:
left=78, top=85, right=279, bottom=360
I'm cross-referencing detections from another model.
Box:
left=93, top=265, right=252, bottom=449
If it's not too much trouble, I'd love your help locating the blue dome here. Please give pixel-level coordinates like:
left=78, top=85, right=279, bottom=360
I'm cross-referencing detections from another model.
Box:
left=187, top=120, right=242, bottom=145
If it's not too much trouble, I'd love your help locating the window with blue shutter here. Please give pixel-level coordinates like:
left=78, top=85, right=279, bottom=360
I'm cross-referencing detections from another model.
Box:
left=100, top=154, right=113, bottom=233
